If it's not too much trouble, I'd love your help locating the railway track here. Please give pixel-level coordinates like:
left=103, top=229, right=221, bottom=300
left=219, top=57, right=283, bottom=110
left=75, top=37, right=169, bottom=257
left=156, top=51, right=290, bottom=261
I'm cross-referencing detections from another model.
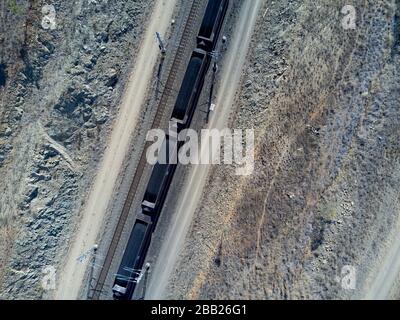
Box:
left=91, top=0, right=203, bottom=299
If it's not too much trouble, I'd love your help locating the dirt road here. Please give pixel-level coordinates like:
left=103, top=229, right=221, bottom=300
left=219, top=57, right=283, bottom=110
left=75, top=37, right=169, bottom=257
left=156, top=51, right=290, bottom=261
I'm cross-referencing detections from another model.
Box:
left=364, top=220, right=400, bottom=299
left=54, top=0, right=178, bottom=300
left=145, top=0, right=263, bottom=299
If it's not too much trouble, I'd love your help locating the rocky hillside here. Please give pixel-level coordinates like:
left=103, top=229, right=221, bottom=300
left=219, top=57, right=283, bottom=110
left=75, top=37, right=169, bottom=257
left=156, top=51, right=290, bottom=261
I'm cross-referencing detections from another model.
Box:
left=168, top=0, right=400, bottom=299
left=0, top=0, right=154, bottom=299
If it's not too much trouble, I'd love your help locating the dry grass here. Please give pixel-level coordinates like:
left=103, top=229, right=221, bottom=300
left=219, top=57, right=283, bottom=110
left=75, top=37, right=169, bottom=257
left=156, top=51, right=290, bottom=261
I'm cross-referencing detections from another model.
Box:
left=167, top=0, right=400, bottom=299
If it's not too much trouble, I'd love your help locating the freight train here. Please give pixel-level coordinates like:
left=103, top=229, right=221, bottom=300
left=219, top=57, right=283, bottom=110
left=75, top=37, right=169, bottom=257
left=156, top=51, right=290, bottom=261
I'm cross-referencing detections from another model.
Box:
left=112, top=0, right=229, bottom=300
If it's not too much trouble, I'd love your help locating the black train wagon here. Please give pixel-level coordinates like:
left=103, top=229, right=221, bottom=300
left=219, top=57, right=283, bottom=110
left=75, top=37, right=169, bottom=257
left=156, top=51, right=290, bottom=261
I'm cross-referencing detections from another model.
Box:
left=141, top=134, right=179, bottom=219
left=170, top=49, right=211, bottom=133
left=196, top=0, right=229, bottom=52
left=112, top=215, right=152, bottom=300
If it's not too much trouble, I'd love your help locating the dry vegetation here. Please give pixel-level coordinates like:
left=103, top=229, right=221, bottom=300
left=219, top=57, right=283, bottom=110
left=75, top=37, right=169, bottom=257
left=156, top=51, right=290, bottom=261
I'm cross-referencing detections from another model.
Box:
left=167, top=0, right=400, bottom=299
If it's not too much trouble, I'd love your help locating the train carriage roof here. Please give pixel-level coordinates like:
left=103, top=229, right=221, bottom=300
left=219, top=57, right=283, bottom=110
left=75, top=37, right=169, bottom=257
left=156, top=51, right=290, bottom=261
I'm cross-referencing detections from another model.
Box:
left=115, top=221, right=148, bottom=284
left=143, top=136, right=177, bottom=204
left=172, top=55, right=204, bottom=121
left=198, top=0, right=224, bottom=39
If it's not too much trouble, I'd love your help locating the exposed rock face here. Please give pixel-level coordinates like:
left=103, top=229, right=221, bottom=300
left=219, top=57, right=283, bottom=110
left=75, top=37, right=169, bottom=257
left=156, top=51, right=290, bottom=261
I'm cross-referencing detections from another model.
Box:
left=0, top=0, right=154, bottom=299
